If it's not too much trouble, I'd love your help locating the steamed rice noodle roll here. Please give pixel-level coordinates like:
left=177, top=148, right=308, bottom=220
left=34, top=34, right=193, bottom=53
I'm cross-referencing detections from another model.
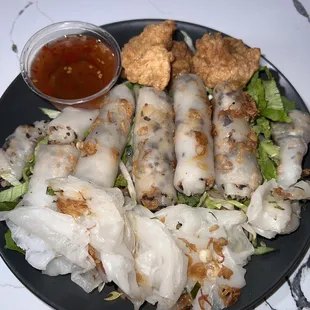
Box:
left=172, top=74, right=215, bottom=196
left=47, top=107, right=99, bottom=144
left=47, top=176, right=141, bottom=300
left=127, top=205, right=187, bottom=309
left=22, top=144, right=79, bottom=208
left=213, top=81, right=262, bottom=199
left=133, top=87, right=177, bottom=210
left=0, top=120, right=48, bottom=183
left=247, top=179, right=310, bottom=238
left=155, top=205, right=253, bottom=309
left=271, top=110, right=310, bottom=188
left=74, top=84, right=135, bottom=187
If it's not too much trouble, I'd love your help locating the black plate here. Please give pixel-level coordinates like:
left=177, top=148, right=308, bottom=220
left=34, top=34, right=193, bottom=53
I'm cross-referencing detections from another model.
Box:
left=0, top=19, right=309, bottom=310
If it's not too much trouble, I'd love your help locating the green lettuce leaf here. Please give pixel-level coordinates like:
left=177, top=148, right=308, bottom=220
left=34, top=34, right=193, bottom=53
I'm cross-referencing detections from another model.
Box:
left=258, top=143, right=277, bottom=180
left=83, top=128, right=91, bottom=140
left=4, top=230, right=25, bottom=254
left=226, top=200, right=248, bottom=212
left=204, top=197, right=223, bottom=209
left=247, top=67, right=293, bottom=123
left=0, top=172, right=21, bottom=187
left=0, top=182, right=28, bottom=202
left=260, top=140, right=280, bottom=165
left=252, top=117, right=271, bottom=139
left=34, top=137, right=49, bottom=158
left=190, top=282, right=201, bottom=299
left=0, top=201, right=19, bottom=211
left=196, top=190, right=248, bottom=212
left=25, top=136, right=49, bottom=172
left=114, top=174, right=128, bottom=187
left=121, top=145, right=133, bottom=164
left=203, top=194, right=248, bottom=212
left=254, top=246, right=275, bottom=255
left=261, top=79, right=291, bottom=122
left=46, top=186, right=56, bottom=196
left=125, top=82, right=142, bottom=90
left=247, top=71, right=267, bottom=111
left=177, top=193, right=201, bottom=207
left=40, top=107, right=61, bottom=119
left=282, top=96, right=296, bottom=113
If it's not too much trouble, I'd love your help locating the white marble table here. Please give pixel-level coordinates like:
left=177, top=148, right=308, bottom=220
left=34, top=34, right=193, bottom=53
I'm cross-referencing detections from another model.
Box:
left=0, top=0, right=310, bottom=309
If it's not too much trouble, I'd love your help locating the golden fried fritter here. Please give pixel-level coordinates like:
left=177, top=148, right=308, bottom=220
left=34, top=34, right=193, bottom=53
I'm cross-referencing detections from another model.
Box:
left=121, top=20, right=176, bottom=90
left=136, top=20, right=176, bottom=49
left=170, top=41, right=193, bottom=79
left=192, top=33, right=261, bottom=88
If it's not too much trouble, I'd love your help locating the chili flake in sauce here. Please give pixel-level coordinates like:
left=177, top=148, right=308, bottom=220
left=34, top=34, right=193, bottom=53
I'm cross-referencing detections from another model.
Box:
left=31, top=35, right=117, bottom=100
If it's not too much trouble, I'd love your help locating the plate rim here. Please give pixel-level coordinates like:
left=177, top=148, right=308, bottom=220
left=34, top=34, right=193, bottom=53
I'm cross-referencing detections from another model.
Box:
left=0, top=18, right=309, bottom=310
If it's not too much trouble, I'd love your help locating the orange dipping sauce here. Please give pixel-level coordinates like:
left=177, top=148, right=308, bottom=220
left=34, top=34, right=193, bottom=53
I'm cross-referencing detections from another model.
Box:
left=30, top=35, right=118, bottom=100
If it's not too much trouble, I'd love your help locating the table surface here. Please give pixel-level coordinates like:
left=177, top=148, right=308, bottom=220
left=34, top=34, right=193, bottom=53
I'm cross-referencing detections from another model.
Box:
left=0, top=0, right=310, bottom=309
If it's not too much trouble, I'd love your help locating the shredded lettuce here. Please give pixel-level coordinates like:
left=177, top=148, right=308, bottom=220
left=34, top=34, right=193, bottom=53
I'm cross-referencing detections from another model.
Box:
left=0, top=181, right=28, bottom=202
left=177, top=192, right=202, bottom=207
left=119, top=161, right=136, bottom=201
left=40, top=107, right=61, bottom=119
left=0, top=172, right=21, bottom=186
left=83, top=128, right=91, bottom=140
left=190, top=282, right=201, bottom=299
left=126, top=82, right=134, bottom=90
left=114, top=174, right=128, bottom=187
left=121, top=145, right=133, bottom=164
left=254, top=245, right=275, bottom=255
left=252, top=117, right=271, bottom=139
left=34, top=136, right=49, bottom=159
left=180, top=30, right=195, bottom=53
left=46, top=186, right=56, bottom=196
left=0, top=201, right=19, bottom=211
left=199, top=190, right=248, bottom=212
left=248, top=67, right=296, bottom=181
left=260, top=140, right=280, bottom=165
left=247, top=70, right=267, bottom=111
left=258, top=143, right=277, bottom=181
left=125, top=82, right=142, bottom=90
left=21, top=137, right=49, bottom=182
left=4, top=230, right=25, bottom=254
left=104, top=291, right=123, bottom=301
left=247, top=67, right=294, bottom=122
left=282, top=96, right=296, bottom=113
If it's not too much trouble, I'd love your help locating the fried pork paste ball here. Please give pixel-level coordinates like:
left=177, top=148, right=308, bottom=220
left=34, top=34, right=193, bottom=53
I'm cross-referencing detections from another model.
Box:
left=170, top=41, right=193, bottom=79
left=121, top=20, right=176, bottom=90
left=192, top=33, right=261, bottom=88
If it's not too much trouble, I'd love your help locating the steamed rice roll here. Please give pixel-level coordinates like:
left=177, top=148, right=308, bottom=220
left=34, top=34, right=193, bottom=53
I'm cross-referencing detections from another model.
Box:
left=271, top=109, right=310, bottom=188
left=0, top=120, right=48, bottom=182
left=127, top=206, right=187, bottom=309
left=48, top=107, right=99, bottom=144
left=247, top=179, right=310, bottom=239
left=22, top=144, right=79, bottom=208
left=133, top=87, right=177, bottom=210
left=47, top=176, right=141, bottom=300
left=74, top=84, right=135, bottom=187
left=172, top=74, right=215, bottom=195
left=5, top=206, right=102, bottom=293
left=213, top=82, right=262, bottom=199
left=155, top=205, right=253, bottom=309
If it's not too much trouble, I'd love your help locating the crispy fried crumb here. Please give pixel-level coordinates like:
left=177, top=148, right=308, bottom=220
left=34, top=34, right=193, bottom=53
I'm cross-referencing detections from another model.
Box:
left=77, top=140, right=98, bottom=156
left=219, top=285, right=241, bottom=307
left=193, top=33, right=260, bottom=88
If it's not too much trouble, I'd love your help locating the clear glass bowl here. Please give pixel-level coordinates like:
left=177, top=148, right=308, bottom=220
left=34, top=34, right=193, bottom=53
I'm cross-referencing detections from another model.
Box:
left=20, top=21, right=121, bottom=108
